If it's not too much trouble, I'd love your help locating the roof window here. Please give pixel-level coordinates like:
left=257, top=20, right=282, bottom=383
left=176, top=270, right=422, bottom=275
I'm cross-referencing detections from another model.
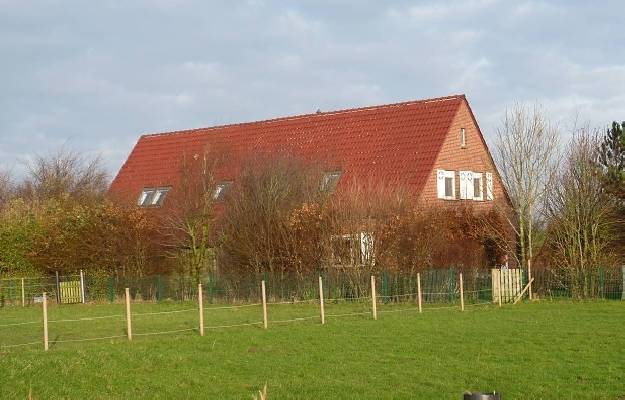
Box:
left=137, top=187, right=170, bottom=207
left=213, top=182, right=232, bottom=201
left=322, top=171, right=342, bottom=192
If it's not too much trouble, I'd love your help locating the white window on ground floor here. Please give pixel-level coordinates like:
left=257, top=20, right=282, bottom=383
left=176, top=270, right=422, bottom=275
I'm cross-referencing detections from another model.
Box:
left=330, top=232, right=375, bottom=266
left=473, top=172, right=483, bottom=201
left=436, top=169, right=456, bottom=200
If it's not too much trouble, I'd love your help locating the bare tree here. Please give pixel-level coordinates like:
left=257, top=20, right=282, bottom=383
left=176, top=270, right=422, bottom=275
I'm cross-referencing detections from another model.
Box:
left=19, top=147, right=108, bottom=202
left=544, top=129, right=620, bottom=297
left=161, top=148, right=223, bottom=283
left=0, top=169, right=12, bottom=208
left=218, top=154, right=328, bottom=278
left=494, top=103, right=559, bottom=295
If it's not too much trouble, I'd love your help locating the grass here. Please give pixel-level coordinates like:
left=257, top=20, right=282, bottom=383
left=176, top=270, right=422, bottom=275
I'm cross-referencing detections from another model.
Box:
left=1, top=299, right=625, bottom=399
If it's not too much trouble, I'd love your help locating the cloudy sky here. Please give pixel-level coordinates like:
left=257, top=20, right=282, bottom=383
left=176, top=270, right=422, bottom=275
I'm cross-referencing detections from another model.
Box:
left=1, top=0, right=623, bottom=177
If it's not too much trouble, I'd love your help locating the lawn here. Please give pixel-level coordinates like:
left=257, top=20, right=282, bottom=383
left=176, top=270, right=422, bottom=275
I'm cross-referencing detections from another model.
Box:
left=1, top=300, right=624, bottom=399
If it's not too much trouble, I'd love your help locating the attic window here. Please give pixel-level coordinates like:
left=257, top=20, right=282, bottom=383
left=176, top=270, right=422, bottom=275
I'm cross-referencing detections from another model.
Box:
left=213, top=182, right=232, bottom=201
left=137, top=187, right=170, bottom=207
left=460, top=128, right=466, bottom=148
left=322, top=171, right=342, bottom=192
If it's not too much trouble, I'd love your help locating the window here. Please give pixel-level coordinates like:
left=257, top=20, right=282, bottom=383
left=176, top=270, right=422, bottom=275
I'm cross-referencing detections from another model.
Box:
left=137, top=187, right=170, bottom=207
left=485, top=172, right=494, bottom=200
left=212, top=182, right=232, bottom=201
left=330, top=232, right=374, bottom=266
left=321, top=171, right=342, bottom=192
left=459, top=171, right=474, bottom=200
left=460, top=128, right=466, bottom=148
left=473, top=173, right=483, bottom=200
left=437, top=170, right=456, bottom=200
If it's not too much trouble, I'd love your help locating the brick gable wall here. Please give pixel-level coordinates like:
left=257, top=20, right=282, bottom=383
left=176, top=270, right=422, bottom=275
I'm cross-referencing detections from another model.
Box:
left=418, top=100, right=508, bottom=211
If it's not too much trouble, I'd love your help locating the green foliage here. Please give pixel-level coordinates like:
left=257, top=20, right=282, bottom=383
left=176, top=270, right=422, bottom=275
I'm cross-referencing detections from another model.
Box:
left=598, top=121, right=625, bottom=197
left=0, top=199, right=39, bottom=277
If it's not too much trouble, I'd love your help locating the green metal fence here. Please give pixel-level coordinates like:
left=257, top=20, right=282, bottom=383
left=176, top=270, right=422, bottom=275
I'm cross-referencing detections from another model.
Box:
left=2, top=266, right=623, bottom=307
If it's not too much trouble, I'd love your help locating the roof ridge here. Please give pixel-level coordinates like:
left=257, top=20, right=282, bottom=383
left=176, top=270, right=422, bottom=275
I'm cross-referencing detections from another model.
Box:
left=141, top=94, right=466, bottom=139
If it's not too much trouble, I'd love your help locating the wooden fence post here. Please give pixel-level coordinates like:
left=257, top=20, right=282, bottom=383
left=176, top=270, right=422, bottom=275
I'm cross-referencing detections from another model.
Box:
left=21, top=278, right=25, bottom=307
left=459, top=272, right=465, bottom=311
left=43, top=292, right=49, bottom=351
left=318, top=276, right=325, bottom=325
left=417, top=273, right=422, bottom=313
left=55, top=271, right=61, bottom=304
left=370, top=275, right=377, bottom=320
left=125, top=288, right=132, bottom=341
left=261, top=280, right=268, bottom=329
left=528, top=259, right=533, bottom=301
left=497, top=272, right=502, bottom=307
left=80, top=270, right=86, bottom=304
left=198, top=283, right=204, bottom=336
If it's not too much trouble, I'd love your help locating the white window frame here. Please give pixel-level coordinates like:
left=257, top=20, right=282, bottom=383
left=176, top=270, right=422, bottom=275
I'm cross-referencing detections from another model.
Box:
left=138, top=187, right=170, bottom=207
left=437, top=169, right=456, bottom=200
left=321, top=171, right=342, bottom=192
left=472, top=173, right=483, bottom=201
left=213, top=182, right=232, bottom=201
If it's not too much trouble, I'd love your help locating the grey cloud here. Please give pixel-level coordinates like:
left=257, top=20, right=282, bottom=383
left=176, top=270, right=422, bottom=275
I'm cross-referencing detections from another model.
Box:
left=0, top=0, right=623, bottom=176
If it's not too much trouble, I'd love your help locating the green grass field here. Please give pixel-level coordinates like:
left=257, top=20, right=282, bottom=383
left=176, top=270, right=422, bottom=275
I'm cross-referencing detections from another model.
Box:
left=1, top=300, right=624, bottom=399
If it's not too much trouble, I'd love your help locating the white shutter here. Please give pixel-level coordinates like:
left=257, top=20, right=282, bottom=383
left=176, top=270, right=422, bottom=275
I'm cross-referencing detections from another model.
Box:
left=436, top=170, right=445, bottom=199
left=459, top=171, right=472, bottom=199
left=458, top=171, right=464, bottom=199
left=466, top=171, right=474, bottom=200
left=486, top=172, right=494, bottom=200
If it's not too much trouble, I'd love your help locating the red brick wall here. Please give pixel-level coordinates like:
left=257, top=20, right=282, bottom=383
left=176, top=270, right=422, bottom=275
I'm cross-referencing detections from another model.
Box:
left=418, top=100, right=508, bottom=211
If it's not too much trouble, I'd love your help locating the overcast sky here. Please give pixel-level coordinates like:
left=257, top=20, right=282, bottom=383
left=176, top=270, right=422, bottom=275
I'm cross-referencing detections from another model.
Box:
left=1, top=0, right=623, bottom=177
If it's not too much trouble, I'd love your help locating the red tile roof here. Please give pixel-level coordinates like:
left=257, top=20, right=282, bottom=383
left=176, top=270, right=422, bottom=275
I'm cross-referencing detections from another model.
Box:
left=110, top=94, right=466, bottom=202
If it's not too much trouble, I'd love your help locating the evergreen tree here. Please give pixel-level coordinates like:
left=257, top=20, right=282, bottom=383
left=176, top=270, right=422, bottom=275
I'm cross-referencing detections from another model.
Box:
left=598, top=121, right=625, bottom=199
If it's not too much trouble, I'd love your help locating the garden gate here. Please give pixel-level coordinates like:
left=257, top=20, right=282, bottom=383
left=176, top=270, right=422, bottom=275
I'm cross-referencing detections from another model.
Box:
left=491, top=268, right=523, bottom=303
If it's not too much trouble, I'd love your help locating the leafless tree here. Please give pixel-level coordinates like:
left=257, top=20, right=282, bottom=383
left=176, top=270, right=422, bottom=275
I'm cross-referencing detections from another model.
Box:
left=160, top=147, right=223, bottom=283
left=544, top=129, right=621, bottom=297
left=0, top=169, right=12, bottom=208
left=19, top=147, right=108, bottom=202
left=494, top=103, right=560, bottom=290
left=218, top=154, right=329, bottom=278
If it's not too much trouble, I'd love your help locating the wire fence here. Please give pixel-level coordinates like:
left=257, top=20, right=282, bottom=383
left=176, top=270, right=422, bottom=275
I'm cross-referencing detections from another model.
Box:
left=3, top=266, right=623, bottom=352
left=1, top=273, right=496, bottom=352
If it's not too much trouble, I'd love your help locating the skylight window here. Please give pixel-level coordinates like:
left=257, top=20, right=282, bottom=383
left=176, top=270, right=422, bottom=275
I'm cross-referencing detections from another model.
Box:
left=137, top=187, right=170, bottom=207
left=322, top=171, right=342, bottom=192
left=213, top=182, right=232, bottom=201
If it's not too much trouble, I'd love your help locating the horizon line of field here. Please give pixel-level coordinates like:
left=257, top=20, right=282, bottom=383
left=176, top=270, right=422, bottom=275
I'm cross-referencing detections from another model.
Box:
left=0, top=273, right=511, bottom=351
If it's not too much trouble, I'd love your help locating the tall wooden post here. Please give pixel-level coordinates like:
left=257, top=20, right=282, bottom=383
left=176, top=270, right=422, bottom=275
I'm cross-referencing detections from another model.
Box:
left=527, top=259, right=533, bottom=300
left=261, top=280, right=268, bottom=329
left=79, top=269, right=86, bottom=304
left=417, top=273, right=422, bottom=313
left=459, top=272, right=465, bottom=311
left=370, top=275, right=377, bottom=320
left=55, top=271, right=61, bottom=304
left=43, top=292, right=49, bottom=351
left=21, top=278, right=25, bottom=307
left=497, top=272, right=502, bottom=307
left=318, top=276, right=325, bottom=325
left=198, top=283, right=205, bottom=336
left=125, top=288, right=132, bottom=341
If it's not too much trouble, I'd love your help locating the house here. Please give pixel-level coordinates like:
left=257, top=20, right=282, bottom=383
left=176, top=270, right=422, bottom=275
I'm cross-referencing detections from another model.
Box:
left=110, top=94, right=507, bottom=212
